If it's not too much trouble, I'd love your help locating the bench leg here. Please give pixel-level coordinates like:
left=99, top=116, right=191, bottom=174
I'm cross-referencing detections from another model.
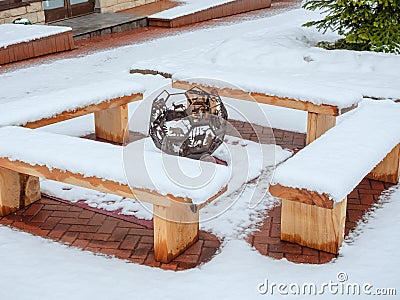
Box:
left=281, top=198, right=347, bottom=254
left=94, top=104, right=128, bottom=144
left=306, top=112, right=336, bottom=145
left=153, top=202, right=199, bottom=263
left=368, top=144, right=400, bottom=184
left=0, top=167, right=40, bottom=217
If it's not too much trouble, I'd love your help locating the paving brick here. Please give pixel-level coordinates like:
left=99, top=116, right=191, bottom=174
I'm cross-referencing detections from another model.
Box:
left=60, top=231, right=79, bottom=244
left=129, top=228, right=154, bottom=236
left=48, top=223, right=70, bottom=240
left=69, top=225, right=99, bottom=233
left=285, top=254, right=319, bottom=264
left=51, top=210, right=81, bottom=218
left=79, top=210, right=95, bottom=219
left=23, top=203, right=44, bottom=216
left=109, top=227, right=130, bottom=241
left=88, top=213, right=107, bottom=226
left=269, top=243, right=302, bottom=255
left=71, top=239, right=90, bottom=249
left=184, top=240, right=203, bottom=255
left=161, top=262, right=179, bottom=271
left=39, top=216, right=61, bottom=230
left=29, top=210, right=52, bottom=223
left=97, top=219, right=119, bottom=234
left=59, top=217, right=90, bottom=225
left=120, top=235, right=140, bottom=250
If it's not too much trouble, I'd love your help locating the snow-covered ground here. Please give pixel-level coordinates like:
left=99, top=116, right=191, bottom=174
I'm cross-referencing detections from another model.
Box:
left=0, top=186, right=399, bottom=299
left=0, top=4, right=399, bottom=299
left=0, top=24, right=71, bottom=48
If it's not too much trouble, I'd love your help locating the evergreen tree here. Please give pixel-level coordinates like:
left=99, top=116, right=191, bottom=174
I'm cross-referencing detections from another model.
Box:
left=302, top=0, right=400, bottom=54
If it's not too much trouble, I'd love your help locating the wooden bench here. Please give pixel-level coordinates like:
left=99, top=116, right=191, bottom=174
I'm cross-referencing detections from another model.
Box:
left=0, top=79, right=143, bottom=144
left=0, top=127, right=228, bottom=263
left=269, top=101, right=400, bottom=254
left=0, top=24, right=74, bottom=65
left=148, top=0, right=272, bottom=28
left=129, top=68, right=361, bottom=145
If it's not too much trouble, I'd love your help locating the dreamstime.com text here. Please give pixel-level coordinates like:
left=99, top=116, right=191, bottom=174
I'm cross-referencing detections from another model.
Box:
left=257, top=272, right=397, bottom=296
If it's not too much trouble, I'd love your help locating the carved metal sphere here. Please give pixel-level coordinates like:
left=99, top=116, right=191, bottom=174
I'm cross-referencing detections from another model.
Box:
left=149, top=86, right=228, bottom=159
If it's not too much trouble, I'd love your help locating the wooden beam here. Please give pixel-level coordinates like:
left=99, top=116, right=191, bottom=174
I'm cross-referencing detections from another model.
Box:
left=306, top=112, right=336, bottom=144
left=94, top=104, right=128, bottom=144
left=368, top=144, right=400, bottom=184
left=173, top=80, right=346, bottom=116
left=269, top=184, right=334, bottom=209
left=23, top=94, right=142, bottom=129
left=280, top=198, right=347, bottom=254
left=153, top=201, right=199, bottom=263
left=0, top=167, right=40, bottom=217
left=0, top=158, right=174, bottom=208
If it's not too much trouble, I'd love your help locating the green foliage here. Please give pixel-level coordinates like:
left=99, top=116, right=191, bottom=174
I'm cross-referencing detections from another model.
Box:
left=302, top=0, right=400, bottom=54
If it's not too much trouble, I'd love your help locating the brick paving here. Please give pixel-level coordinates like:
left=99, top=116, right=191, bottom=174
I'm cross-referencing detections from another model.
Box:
left=0, top=197, right=220, bottom=271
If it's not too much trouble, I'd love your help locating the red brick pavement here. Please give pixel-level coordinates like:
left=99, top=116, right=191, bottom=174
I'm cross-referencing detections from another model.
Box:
left=0, top=197, right=220, bottom=271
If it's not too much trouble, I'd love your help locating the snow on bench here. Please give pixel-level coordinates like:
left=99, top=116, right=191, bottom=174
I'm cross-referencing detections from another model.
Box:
left=0, top=79, right=144, bottom=143
left=130, top=66, right=362, bottom=144
left=269, top=100, right=400, bottom=254
left=0, top=24, right=74, bottom=65
left=0, top=24, right=71, bottom=49
left=0, top=126, right=229, bottom=262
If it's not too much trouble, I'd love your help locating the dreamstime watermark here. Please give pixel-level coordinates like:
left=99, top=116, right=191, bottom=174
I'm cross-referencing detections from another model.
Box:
left=257, top=272, right=397, bottom=296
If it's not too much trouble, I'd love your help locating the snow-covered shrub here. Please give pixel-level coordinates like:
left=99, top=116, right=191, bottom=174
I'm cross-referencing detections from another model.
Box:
left=302, top=0, right=400, bottom=54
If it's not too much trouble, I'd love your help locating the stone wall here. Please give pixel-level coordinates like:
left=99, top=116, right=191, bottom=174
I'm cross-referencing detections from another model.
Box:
left=98, top=0, right=158, bottom=13
left=0, top=1, right=45, bottom=24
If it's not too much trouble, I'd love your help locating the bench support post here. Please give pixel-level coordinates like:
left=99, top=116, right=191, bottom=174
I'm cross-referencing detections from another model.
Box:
left=306, top=113, right=336, bottom=144
left=368, top=144, right=400, bottom=184
left=0, top=167, right=40, bottom=216
left=153, top=202, right=199, bottom=263
left=94, top=104, right=128, bottom=144
left=281, top=198, right=347, bottom=254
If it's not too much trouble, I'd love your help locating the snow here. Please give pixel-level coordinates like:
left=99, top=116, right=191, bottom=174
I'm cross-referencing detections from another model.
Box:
left=132, top=9, right=400, bottom=108
left=0, top=184, right=399, bottom=299
left=150, top=0, right=236, bottom=19
left=0, top=4, right=399, bottom=298
left=0, top=126, right=232, bottom=204
left=0, top=24, right=71, bottom=49
left=272, top=100, right=400, bottom=202
left=0, top=79, right=144, bottom=127
left=0, top=9, right=399, bottom=132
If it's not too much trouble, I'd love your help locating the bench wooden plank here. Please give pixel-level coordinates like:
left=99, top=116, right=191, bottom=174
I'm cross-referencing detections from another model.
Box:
left=368, top=144, right=400, bottom=184
left=23, top=94, right=142, bottom=130
left=0, top=157, right=175, bottom=208
left=173, top=80, right=344, bottom=116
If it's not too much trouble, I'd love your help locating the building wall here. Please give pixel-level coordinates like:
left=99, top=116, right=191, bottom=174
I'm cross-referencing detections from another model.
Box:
left=98, top=0, right=158, bottom=13
left=0, top=1, right=45, bottom=24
